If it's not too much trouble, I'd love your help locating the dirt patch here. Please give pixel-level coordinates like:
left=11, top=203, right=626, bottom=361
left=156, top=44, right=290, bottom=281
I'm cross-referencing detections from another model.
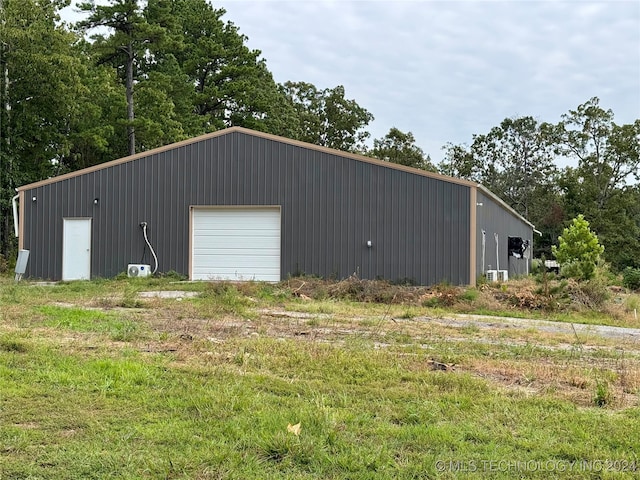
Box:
left=138, top=291, right=199, bottom=299
left=433, top=314, right=640, bottom=342
left=22, top=278, right=640, bottom=411
left=285, top=276, right=439, bottom=304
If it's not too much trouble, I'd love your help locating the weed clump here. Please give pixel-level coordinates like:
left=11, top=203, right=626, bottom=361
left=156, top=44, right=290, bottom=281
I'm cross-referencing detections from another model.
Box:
left=201, top=282, right=254, bottom=317
left=286, top=276, right=420, bottom=304
left=420, top=284, right=463, bottom=308
left=0, top=336, right=29, bottom=353
left=622, top=267, right=640, bottom=291
left=593, top=381, right=612, bottom=407
left=567, top=278, right=610, bottom=310
left=624, top=295, right=640, bottom=314
left=158, top=270, right=188, bottom=281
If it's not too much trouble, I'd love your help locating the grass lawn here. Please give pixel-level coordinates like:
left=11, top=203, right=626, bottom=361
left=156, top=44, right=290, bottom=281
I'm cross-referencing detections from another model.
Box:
left=1, top=276, right=639, bottom=478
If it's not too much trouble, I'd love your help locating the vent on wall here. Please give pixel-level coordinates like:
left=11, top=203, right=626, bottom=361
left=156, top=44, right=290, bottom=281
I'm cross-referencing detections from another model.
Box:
left=128, top=264, right=151, bottom=278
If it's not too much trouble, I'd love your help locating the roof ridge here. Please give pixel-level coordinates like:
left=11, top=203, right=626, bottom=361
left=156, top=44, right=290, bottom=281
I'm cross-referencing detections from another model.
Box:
left=18, top=126, right=479, bottom=192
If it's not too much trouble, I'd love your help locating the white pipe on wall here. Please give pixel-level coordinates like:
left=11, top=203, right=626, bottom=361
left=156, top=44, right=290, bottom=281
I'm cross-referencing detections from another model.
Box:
left=481, top=230, right=486, bottom=274
left=12, top=193, right=19, bottom=237
left=494, top=232, right=499, bottom=272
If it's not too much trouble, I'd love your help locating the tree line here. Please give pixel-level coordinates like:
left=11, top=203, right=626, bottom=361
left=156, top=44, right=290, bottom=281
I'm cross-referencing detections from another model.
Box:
left=438, top=98, right=640, bottom=271
left=0, top=0, right=638, bottom=273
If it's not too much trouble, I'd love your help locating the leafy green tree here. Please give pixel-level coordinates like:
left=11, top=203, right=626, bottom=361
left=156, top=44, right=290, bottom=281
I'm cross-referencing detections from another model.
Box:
left=370, top=127, right=436, bottom=171
left=77, top=0, right=169, bottom=155
left=281, top=81, right=373, bottom=152
left=553, top=97, right=640, bottom=209
left=58, top=42, right=129, bottom=171
left=438, top=116, right=562, bottom=257
left=130, top=0, right=297, bottom=139
left=0, top=0, right=86, bottom=257
left=552, top=97, right=640, bottom=270
left=438, top=142, right=481, bottom=181
left=552, top=215, right=604, bottom=280
left=439, top=116, right=557, bottom=219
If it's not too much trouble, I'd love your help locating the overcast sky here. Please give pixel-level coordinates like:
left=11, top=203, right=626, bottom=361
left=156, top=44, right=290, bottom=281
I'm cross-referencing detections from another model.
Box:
left=218, top=0, right=640, bottom=162
left=62, top=0, right=640, bottom=163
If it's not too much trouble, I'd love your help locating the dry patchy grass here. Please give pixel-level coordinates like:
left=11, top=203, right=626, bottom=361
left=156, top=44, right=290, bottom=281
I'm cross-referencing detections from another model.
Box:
left=3, top=275, right=640, bottom=478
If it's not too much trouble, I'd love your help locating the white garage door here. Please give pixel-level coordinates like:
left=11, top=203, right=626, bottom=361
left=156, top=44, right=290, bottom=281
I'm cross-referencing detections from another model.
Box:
left=191, top=207, right=281, bottom=281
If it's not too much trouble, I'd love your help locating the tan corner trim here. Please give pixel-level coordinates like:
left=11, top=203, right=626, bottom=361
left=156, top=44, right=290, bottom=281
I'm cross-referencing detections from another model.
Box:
left=18, top=190, right=25, bottom=250
left=469, top=186, right=477, bottom=286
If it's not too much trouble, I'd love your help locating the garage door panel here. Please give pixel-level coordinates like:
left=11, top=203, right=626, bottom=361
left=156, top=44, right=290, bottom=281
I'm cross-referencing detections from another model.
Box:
left=192, top=207, right=281, bottom=281
left=194, top=250, right=280, bottom=258
left=192, top=267, right=280, bottom=277
left=193, top=254, right=281, bottom=268
left=193, top=236, right=279, bottom=248
left=196, top=224, right=279, bottom=232
left=195, top=214, right=275, bottom=226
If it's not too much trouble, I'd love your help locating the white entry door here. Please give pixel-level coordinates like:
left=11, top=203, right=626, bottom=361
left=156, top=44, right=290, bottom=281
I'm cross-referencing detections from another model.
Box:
left=62, top=218, right=92, bottom=281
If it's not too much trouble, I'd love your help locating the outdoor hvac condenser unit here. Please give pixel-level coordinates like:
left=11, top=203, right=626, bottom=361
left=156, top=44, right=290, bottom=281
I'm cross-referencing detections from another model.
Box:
left=127, top=264, right=151, bottom=278
left=497, top=270, right=509, bottom=282
left=486, top=270, right=498, bottom=282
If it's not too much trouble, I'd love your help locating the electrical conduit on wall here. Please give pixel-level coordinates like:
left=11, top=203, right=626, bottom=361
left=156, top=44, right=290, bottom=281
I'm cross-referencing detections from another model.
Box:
left=141, top=222, right=159, bottom=274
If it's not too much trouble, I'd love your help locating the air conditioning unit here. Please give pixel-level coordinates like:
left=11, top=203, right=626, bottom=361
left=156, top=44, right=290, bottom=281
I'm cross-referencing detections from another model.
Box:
left=497, top=270, right=509, bottom=282
left=486, top=270, right=498, bottom=282
left=128, top=264, right=151, bottom=278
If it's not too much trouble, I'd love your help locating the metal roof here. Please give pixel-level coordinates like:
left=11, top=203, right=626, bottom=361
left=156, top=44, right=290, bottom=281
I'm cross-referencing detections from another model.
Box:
left=16, top=126, right=535, bottom=230
left=17, top=126, right=477, bottom=190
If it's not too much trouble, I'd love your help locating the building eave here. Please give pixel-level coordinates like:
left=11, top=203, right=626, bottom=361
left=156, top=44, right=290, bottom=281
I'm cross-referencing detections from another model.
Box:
left=476, top=184, right=537, bottom=231
left=17, top=126, right=477, bottom=191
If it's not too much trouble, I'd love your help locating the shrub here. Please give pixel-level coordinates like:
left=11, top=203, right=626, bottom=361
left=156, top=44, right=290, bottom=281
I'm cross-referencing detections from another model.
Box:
left=622, top=267, right=640, bottom=291
left=568, top=278, right=610, bottom=310
left=534, top=268, right=570, bottom=311
left=459, top=288, right=479, bottom=302
left=552, top=215, right=604, bottom=281
left=530, top=258, right=543, bottom=275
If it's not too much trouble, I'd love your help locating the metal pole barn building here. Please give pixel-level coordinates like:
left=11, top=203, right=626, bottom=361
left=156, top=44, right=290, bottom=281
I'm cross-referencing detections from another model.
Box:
left=14, top=127, right=535, bottom=284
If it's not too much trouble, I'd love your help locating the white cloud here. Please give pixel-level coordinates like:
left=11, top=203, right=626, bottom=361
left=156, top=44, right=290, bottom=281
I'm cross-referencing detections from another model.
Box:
left=61, top=0, right=640, bottom=162
left=220, top=0, right=640, bottom=161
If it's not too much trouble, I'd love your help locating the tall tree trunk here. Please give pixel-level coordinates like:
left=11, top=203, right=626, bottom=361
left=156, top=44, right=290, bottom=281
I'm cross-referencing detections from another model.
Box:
left=126, top=42, right=135, bottom=156
left=0, top=20, right=11, bottom=260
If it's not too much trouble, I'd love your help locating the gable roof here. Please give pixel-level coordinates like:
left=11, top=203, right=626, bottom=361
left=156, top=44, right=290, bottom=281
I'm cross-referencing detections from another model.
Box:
left=477, top=184, right=538, bottom=231
left=17, top=126, right=476, bottom=191
left=16, top=126, right=535, bottom=230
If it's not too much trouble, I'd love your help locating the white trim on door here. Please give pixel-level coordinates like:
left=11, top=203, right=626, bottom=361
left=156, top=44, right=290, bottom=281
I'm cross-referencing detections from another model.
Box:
left=62, top=218, right=92, bottom=280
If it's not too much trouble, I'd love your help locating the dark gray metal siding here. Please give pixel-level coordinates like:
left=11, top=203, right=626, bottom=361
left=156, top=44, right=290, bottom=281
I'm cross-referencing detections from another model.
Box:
left=22, top=131, right=471, bottom=284
left=475, top=190, right=533, bottom=279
